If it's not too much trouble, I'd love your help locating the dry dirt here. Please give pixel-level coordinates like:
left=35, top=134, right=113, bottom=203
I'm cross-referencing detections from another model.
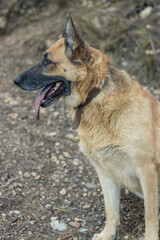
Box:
left=0, top=1, right=160, bottom=240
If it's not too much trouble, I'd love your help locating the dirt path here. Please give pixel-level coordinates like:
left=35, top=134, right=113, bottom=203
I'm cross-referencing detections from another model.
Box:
left=0, top=3, right=159, bottom=240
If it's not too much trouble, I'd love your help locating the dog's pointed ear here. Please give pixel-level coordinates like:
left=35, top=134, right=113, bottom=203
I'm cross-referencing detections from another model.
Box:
left=63, top=14, right=86, bottom=61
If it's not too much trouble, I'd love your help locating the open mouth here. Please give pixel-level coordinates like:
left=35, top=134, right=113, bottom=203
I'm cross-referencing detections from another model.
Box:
left=35, top=79, right=71, bottom=119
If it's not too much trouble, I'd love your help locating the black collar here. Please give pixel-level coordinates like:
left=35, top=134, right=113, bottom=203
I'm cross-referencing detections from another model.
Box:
left=72, top=87, right=101, bottom=130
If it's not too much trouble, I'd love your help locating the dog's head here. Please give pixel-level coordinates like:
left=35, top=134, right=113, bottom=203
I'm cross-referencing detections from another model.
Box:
left=14, top=15, right=110, bottom=119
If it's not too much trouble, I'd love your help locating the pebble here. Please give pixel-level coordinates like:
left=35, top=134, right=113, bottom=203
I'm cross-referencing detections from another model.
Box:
left=30, top=220, right=35, bottom=225
left=53, top=111, right=59, bottom=117
left=82, top=204, right=91, bottom=209
left=31, top=172, right=37, bottom=177
left=49, top=132, right=57, bottom=136
left=68, top=221, right=81, bottom=229
left=50, top=220, right=68, bottom=231
left=74, top=217, right=81, bottom=222
left=63, top=151, right=71, bottom=158
left=92, top=192, right=98, bottom=197
left=10, top=210, right=20, bottom=215
left=51, top=154, right=58, bottom=161
left=51, top=216, right=58, bottom=221
left=79, top=227, right=88, bottom=233
left=34, top=175, right=41, bottom=180
left=12, top=190, right=17, bottom=196
left=45, top=204, right=51, bottom=210
left=2, top=213, right=6, bottom=218
left=124, top=235, right=129, bottom=239
left=66, top=134, right=79, bottom=142
left=59, top=188, right=67, bottom=196
left=140, top=6, right=153, bottom=19
left=85, top=183, right=96, bottom=189
left=28, top=231, right=33, bottom=236
left=41, top=216, right=46, bottom=221
left=1, top=213, right=6, bottom=221
left=39, top=142, right=44, bottom=147
left=24, top=172, right=31, bottom=178
left=73, top=158, right=80, bottom=166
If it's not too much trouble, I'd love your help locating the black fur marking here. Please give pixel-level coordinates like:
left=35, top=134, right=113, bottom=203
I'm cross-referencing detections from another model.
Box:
left=98, top=144, right=121, bottom=157
left=14, top=63, right=71, bottom=96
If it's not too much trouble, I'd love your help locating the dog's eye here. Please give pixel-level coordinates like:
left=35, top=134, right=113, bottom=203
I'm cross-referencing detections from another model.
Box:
left=43, top=58, right=52, bottom=66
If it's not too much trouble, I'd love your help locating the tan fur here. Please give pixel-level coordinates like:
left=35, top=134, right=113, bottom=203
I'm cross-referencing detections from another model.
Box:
left=45, top=34, right=160, bottom=240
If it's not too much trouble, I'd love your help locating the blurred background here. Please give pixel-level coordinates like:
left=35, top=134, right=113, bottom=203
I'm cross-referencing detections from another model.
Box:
left=0, top=0, right=160, bottom=85
left=0, top=1, right=160, bottom=240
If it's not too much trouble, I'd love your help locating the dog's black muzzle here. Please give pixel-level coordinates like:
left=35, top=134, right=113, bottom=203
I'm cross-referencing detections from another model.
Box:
left=14, top=63, right=71, bottom=93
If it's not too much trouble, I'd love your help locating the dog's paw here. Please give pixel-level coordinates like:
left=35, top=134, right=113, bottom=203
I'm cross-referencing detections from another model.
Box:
left=92, top=233, right=115, bottom=240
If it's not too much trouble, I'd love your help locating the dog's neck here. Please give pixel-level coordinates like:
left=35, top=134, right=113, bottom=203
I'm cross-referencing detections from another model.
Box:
left=72, top=87, right=101, bottom=130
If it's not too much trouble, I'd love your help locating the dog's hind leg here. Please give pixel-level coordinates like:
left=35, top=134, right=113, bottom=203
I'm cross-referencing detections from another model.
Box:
left=138, top=162, right=159, bottom=240
left=92, top=169, right=120, bottom=240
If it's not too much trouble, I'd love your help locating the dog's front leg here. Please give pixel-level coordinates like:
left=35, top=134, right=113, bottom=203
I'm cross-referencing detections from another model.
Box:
left=139, top=163, right=159, bottom=240
left=92, top=169, right=120, bottom=240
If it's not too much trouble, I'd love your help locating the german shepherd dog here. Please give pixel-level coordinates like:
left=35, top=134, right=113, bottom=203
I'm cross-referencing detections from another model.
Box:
left=14, top=15, right=160, bottom=240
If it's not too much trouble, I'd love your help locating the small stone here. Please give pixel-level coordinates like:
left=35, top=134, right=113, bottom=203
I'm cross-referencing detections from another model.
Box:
left=85, top=183, right=96, bottom=189
left=28, top=231, right=33, bottom=236
left=83, top=187, right=88, bottom=192
left=50, top=220, right=68, bottom=231
left=53, top=111, right=59, bottom=117
left=69, top=221, right=81, bottom=229
left=73, top=158, right=80, bottom=166
left=45, top=204, right=51, bottom=210
left=79, top=227, right=88, bottom=233
left=125, top=189, right=129, bottom=195
left=124, top=235, right=129, bottom=239
left=31, top=172, right=37, bottom=177
left=83, top=204, right=91, bottom=209
left=2, top=213, right=6, bottom=218
left=66, top=134, right=79, bottom=141
left=140, top=6, right=153, bottom=19
left=34, top=175, right=41, bottom=180
left=59, top=188, right=67, bottom=196
left=18, top=171, right=23, bottom=175
left=24, top=172, right=30, bottom=178
left=49, top=132, right=56, bottom=136
left=74, top=217, right=81, bottom=222
left=12, top=190, right=17, bottom=196
left=51, top=216, right=58, bottom=221
left=1, top=213, right=6, bottom=221
left=30, top=221, right=35, bottom=225
left=39, top=142, right=44, bottom=147
left=51, top=154, right=57, bottom=161
left=55, top=142, right=60, bottom=146
left=10, top=210, right=20, bottom=215
left=41, top=216, right=46, bottom=221
left=63, top=152, right=71, bottom=158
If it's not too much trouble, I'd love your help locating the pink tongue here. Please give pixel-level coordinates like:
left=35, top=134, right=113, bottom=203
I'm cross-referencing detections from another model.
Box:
left=35, top=85, right=51, bottom=120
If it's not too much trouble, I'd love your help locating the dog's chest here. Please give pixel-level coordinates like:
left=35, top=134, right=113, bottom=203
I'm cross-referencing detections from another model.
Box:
left=79, top=140, right=141, bottom=193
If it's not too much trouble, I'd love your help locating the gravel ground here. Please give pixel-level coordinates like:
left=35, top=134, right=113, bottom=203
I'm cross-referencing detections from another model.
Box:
left=0, top=4, right=160, bottom=240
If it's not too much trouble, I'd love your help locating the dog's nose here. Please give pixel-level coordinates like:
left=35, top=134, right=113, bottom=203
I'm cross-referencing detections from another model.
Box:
left=13, top=76, right=21, bottom=86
